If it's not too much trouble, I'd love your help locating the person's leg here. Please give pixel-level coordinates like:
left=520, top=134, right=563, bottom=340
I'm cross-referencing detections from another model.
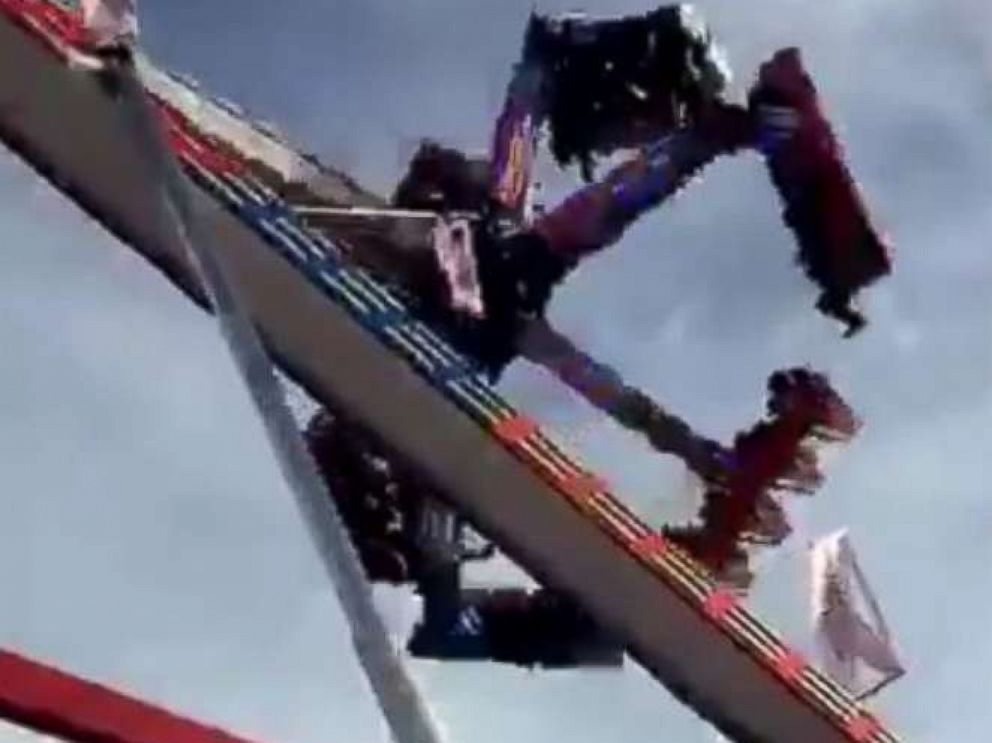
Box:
left=517, top=318, right=733, bottom=484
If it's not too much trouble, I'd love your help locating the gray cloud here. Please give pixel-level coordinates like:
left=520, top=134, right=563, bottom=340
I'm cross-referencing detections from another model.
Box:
left=1, top=1, right=989, bottom=742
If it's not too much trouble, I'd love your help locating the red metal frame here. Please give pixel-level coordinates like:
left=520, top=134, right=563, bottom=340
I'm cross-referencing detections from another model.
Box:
left=0, top=650, right=262, bottom=743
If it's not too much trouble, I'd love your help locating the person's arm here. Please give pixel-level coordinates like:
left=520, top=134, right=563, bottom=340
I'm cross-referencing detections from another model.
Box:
left=517, top=318, right=731, bottom=483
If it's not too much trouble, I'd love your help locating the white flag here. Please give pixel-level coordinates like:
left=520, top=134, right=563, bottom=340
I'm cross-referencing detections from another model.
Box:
left=431, top=217, right=485, bottom=318
left=810, top=529, right=905, bottom=699
left=81, top=0, right=139, bottom=48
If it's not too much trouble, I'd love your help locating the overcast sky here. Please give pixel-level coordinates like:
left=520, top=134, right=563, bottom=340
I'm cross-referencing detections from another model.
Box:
left=1, top=2, right=990, bottom=743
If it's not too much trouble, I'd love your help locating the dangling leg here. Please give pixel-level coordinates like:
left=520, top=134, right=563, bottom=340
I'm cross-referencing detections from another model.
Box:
left=517, top=318, right=733, bottom=484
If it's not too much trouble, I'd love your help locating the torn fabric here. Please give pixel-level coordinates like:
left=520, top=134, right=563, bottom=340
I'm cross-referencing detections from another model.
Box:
left=810, top=529, right=905, bottom=698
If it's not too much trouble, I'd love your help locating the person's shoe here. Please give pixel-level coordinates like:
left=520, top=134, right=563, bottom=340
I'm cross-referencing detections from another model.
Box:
left=817, top=291, right=867, bottom=337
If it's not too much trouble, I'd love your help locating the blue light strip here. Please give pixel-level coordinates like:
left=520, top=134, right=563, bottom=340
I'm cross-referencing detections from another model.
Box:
left=183, top=161, right=507, bottom=430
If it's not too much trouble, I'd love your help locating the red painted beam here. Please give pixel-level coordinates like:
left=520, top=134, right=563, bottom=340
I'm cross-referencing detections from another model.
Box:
left=0, top=650, right=263, bottom=743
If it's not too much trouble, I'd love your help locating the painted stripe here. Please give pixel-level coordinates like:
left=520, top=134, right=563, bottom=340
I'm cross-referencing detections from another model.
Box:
left=255, top=216, right=310, bottom=265
left=771, top=649, right=808, bottom=685
left=558, top=471, right=607, bottom=504
left=702, top=589, right=738, bottom=623
left=632, top=532, right=670, bottom=560
left=845, top=713, right=883, bottom=743
left=491, top=414, right=538, bottom=446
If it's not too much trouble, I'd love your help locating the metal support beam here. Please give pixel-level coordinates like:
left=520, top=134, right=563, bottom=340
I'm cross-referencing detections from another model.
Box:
left=105, top=55, right=444, bottom=743
left=0, top=650, right=262, bottom=743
